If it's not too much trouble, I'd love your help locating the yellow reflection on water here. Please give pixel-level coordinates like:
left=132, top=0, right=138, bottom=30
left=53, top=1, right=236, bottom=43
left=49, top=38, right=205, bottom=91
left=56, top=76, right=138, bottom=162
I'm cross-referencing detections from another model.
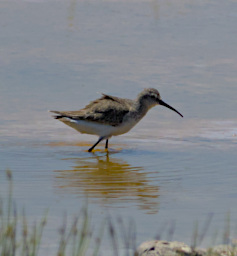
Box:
left=54, top=152, right=159, bottom=213
left=47, top=141, right=93, bottom=147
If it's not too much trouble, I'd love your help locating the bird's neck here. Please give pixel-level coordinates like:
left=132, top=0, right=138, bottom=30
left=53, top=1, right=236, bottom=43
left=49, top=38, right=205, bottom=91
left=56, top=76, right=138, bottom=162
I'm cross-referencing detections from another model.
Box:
left=133, top=98, right=156, bottom=120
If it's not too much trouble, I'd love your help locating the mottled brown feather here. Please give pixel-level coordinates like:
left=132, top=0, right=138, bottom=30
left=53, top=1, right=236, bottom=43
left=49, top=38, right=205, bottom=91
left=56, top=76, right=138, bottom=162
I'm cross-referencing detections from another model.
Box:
left=50, top=94, right=133, bottom=126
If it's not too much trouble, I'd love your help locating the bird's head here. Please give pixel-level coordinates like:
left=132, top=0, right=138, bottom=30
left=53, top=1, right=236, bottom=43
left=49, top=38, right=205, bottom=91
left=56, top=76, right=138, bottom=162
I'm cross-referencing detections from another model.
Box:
left=137, top=88, right=183, bottom=117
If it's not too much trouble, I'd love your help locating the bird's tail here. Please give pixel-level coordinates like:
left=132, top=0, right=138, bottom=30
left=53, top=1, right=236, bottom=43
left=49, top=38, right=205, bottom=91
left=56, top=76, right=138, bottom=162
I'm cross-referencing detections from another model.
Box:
left=49, top=110, right=65, bottom=119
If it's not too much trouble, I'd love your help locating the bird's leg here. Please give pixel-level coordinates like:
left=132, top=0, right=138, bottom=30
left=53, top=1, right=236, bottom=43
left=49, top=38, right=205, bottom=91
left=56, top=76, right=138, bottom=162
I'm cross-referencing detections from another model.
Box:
left=88, top=137, right=104, bottom=152
left=105, top=139, right=109, bottom=149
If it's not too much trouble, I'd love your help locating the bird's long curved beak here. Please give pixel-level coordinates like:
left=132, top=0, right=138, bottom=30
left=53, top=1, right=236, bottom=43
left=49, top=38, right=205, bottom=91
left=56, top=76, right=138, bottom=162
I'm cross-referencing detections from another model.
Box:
left=158, top=99, right=183, bottom=118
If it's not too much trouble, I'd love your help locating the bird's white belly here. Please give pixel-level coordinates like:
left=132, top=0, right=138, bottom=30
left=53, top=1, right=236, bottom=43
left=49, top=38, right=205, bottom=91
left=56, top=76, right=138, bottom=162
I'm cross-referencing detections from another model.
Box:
left=60, top=118, right=137, bottom=138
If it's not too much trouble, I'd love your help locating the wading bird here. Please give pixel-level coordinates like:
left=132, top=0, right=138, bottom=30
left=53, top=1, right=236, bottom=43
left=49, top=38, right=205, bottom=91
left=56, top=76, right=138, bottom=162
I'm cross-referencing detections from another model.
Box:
left=50, top=88, right=183, bottom=152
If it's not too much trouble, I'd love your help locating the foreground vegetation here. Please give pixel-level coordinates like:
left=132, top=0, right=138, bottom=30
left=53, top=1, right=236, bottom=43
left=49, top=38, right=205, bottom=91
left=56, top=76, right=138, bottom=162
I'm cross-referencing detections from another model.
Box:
left=1, top=170, right=236, bottom=256
left=0, top=170, right=136, bottom=256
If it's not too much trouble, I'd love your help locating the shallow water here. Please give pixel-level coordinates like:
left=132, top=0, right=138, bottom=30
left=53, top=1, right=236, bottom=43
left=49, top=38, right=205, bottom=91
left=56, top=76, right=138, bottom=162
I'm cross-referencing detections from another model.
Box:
left=1, top=0, right=237, bottom=254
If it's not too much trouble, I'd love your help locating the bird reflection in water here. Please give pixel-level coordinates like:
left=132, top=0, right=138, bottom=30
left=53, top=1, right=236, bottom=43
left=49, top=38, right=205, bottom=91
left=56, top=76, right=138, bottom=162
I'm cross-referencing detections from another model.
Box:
left=54, top=152, right=159, bottom=214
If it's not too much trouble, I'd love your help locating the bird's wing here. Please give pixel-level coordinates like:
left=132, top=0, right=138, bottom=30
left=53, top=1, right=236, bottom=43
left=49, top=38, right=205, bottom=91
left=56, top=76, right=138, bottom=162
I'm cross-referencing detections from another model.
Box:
left=50, top=94, right=131, bottom=126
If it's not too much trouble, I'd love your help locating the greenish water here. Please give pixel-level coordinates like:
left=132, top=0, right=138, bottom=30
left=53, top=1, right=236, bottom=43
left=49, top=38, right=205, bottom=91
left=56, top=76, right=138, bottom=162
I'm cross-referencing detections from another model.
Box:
left=1, top=0, right=237, bottom=254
